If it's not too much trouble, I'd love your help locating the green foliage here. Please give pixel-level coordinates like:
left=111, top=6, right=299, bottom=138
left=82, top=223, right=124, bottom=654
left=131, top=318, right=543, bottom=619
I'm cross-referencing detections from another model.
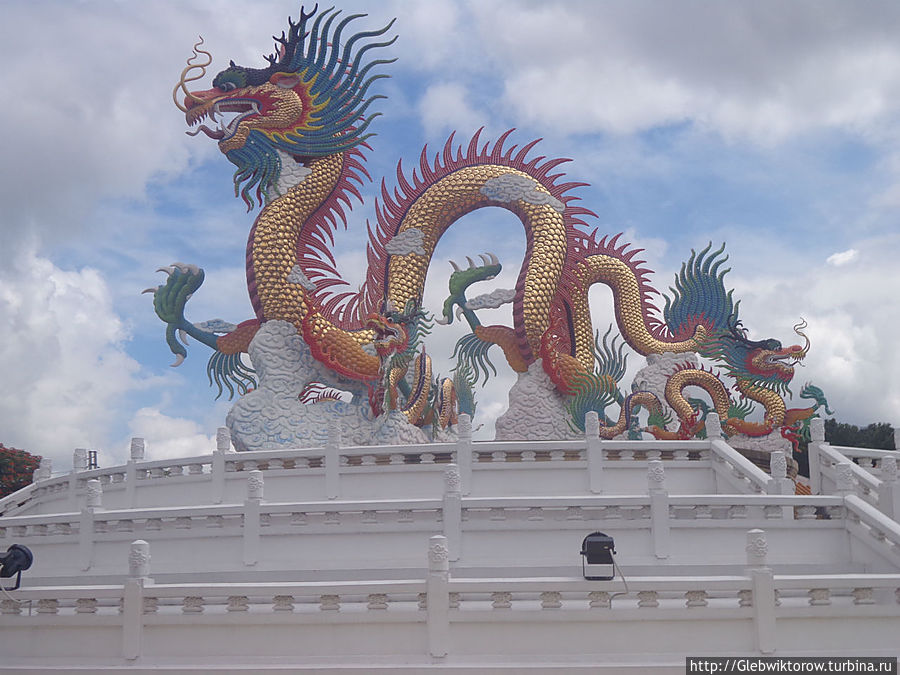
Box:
left=824, top=419, right=895, bottom=450
left=0, top=444, right=42, bottom=498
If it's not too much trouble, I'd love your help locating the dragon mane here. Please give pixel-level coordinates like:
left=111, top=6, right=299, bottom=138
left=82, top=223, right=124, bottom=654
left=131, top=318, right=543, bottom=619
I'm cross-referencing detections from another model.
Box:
left=214, top=7, right=396, bottom=208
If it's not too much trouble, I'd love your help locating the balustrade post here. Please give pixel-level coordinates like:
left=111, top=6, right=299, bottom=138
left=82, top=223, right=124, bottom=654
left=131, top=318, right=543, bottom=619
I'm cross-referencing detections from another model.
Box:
left=216, top=427, right=232, bottom=452
left=767, top=451, right=792, bottom=519
left=835, top=462, right=854, bottom=496
left=74, top=448, right=88, bottom=471
left=808, top=418, right=826, bottom=494
left=746, top=529, right=776, bottom=654
left=325, top=422, right=341, bottom=500
left=456, top=414, right=473, bottom=495
left=85, top=479, right=103, bottom=509
left=585, top=411, right=603, bottom=494
left=78, top=506, right=95, bottom=571
left=78, top=476, right=101, bottom=571
left=69, top=448, right=88, bottom=510
left=767, top=451, right=791, bottom=493
left=647, top=460, right=669, bottom=559
left=32, top=457, right=52, bottom=483
left=427, top=536, right=450, bottom=658
left=706, top=413, right=723, bottom=440
left=243, top=471, right=263, bottom=566
left=125, top=438, right=144, bottom=508
left=209, top=446, right=230, bottom=504
left=130, top=437, right=145, bottom=462
left=442, top=465, right=462, bottom=561
left=122, top=540, right=150, bottom=660
left=877, top=455, right=899, bottom=519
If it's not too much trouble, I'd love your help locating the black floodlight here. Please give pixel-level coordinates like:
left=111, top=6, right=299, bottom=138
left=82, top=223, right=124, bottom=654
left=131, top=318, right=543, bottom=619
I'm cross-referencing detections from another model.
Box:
left=0, top=544, right=34, bottom=590
left=580, top=532, right=615, bottom=580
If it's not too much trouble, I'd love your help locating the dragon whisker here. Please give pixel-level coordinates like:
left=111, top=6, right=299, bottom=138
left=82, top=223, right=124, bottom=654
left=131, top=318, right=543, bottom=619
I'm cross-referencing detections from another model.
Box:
left=793, top=317, right=810, bottom=359
left=172, top=36, right=212, bottom=113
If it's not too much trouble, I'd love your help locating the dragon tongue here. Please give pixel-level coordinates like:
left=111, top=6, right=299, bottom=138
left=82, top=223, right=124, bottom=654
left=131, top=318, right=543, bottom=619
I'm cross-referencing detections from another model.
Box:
left=185, top=124, right=225, bottom=140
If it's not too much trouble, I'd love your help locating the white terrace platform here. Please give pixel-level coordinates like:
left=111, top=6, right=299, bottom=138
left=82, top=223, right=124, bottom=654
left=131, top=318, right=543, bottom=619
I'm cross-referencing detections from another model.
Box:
left=1, top=416, right=899, bottom=673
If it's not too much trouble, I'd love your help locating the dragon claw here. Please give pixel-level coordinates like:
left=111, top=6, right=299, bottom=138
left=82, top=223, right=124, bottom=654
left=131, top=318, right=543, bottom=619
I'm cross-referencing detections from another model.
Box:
left=147, top=262, right=207, bottom=363
left=172, top=262, right=201, bottom=275
left=442, top=252, right=505, bottom=329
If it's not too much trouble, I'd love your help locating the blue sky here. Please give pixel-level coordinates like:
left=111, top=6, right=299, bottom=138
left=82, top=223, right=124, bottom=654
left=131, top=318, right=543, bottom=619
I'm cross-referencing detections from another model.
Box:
left=2, top=0, right=899, bottom=469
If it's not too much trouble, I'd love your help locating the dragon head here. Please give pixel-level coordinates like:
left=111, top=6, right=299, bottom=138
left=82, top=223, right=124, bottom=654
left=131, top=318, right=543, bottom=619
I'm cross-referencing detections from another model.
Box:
left=366, top=313, right=409, bottom=359
left=711, top=318, right=810, bottom=395
left=173, top=7, right=396, bottom=208
left=366, top=299, right=427, bottom=360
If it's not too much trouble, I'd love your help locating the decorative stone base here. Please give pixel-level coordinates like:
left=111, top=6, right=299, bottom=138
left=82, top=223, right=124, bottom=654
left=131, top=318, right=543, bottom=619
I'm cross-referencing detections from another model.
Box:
left=373, top=410, right=431, bottom=445
left=494, top=360, right=580, bottom=441
left=226, top=321, right=450, bottom=451
left=226, top=321, right=375, bottom=451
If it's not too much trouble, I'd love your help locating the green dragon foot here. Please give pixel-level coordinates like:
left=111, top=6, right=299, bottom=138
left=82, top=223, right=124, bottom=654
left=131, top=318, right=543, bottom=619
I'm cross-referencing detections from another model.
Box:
left=143, top=262, right=217, bottom=366
left=436, top=253, right=504, bottom=329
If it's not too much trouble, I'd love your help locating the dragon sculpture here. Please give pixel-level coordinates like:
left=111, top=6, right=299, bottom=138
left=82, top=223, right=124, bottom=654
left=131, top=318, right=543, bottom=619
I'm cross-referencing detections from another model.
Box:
left=150, top=6, right=829, bottom=449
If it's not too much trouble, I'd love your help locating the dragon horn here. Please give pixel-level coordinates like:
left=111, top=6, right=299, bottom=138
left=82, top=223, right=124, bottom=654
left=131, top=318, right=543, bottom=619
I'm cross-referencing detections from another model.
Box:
left=448, top=259, right=460, bottom=272
left=487, top=252, right=499, bottom=265
left=466, top=256, right=476, bottom=269
left=793, top=318, right=810, bottom=359
left=172, top=36, right=212, bottom=113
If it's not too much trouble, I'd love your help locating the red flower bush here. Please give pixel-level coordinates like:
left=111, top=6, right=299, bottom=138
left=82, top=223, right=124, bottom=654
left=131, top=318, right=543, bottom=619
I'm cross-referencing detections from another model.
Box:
left=0, top=444, right=42, bottom=498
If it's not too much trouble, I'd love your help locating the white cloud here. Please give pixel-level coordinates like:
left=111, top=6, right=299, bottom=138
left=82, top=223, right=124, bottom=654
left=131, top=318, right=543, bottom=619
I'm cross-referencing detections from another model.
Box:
left=0, top=253, right=141, bottom=466
left=826, top=249, right=859, bottom=267
left=127, top=407, right=217, bottom=461
left=462, top=1, right=900, bottom=143
left=418, top=82, right=484, bottom=137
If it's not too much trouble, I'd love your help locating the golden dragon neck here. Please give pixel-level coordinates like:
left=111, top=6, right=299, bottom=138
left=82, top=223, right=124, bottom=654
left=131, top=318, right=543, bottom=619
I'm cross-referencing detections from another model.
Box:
left=248, top=154, right=381, bottom=379
left=250, top=154, right=343, bottom=326
left=571, top=256, right=707, bottom=370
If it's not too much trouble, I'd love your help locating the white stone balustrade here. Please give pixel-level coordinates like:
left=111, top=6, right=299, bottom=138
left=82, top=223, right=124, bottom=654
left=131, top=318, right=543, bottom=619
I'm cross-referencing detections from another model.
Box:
left=8, top=490, right=891, bottom=582
left=5, top=436, right=731, bottom=518
left=3, top=566, right=899, bottom=666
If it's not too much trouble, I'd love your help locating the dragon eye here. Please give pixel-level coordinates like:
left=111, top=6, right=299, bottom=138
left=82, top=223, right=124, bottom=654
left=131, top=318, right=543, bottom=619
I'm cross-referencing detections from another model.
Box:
left=219, top=81, right=237, bottom=92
